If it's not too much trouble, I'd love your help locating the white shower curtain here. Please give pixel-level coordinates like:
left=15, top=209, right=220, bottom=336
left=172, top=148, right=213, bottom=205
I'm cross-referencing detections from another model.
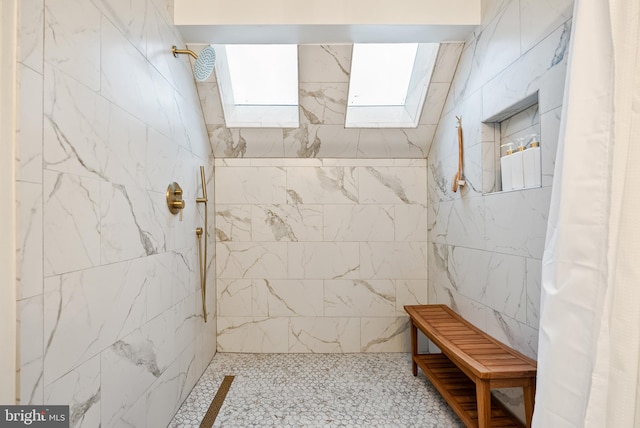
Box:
left=533, top=0, right=640, bottom=426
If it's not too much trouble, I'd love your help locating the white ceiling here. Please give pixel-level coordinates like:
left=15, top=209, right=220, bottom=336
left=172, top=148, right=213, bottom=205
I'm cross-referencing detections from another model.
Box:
left=175, top=0, right=480, bottom=44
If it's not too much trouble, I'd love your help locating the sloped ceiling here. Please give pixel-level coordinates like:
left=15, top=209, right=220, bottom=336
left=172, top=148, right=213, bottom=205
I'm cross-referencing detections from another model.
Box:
left=194, top=43, right=463, bottom=158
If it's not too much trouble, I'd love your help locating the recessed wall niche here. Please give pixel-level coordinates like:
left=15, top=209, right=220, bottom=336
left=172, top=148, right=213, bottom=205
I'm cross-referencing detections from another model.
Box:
left=482, top=93, right=541, bottom=194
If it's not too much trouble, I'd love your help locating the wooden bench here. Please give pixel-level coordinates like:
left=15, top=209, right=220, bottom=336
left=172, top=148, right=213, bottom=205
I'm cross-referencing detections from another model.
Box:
left=404, top=304, right=537, bottom=428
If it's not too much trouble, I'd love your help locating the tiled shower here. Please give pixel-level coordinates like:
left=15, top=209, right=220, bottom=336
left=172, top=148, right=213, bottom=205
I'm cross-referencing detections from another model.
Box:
left=13, top=0, right=573, bottom=426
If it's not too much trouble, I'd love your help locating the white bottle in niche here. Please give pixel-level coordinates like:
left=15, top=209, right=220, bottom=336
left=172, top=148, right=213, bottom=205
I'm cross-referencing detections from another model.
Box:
left=511, top=139, right=525, bottom=190
left=500, top=142, right=514, bottom=192
left=523, top=134, right=541, bottom=188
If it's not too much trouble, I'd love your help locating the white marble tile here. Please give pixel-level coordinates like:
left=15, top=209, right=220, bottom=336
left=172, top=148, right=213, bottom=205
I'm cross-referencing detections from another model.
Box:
left=357, top=127, right=434, bottom=159
left=430, top=43, right=464, bottom=84
left=43, top=258, right=147, bottom=382
left=482, top=141, right=498, bottom=193
left=147, top=0, right=174, bottom=30
left=283, top=124, right=359, bottom=158
left=145, top=4, right=192, bottom=92
left=101, top=17, right=175, bottom=139
left=171, top=246, right=200, bottom=308
left=323, top=205, right=395, bottom=242
left=197, top=82, right=225, bottom=126
left=429, top=281, right=488, bottom=332
left=299, top=83, right=348, bottom=125
left=215, top=167, right=286, bottom=204
left=100, top=183, right=156, bottom=263
left=433, top=92, right=484, bottom=165
left=214, top=205, right=252, bottom=242
left=216, top=242, right=287, bottom=279
left=145, top=127, right=184, bottom=194
left=428, top=197, right=486, bottom=249
left=146, top=253, right=175, bottom=320
left=286, top=166, right=358, bottom=204
left=217, top=279, right=253, bottom=317
left=17, top=295, right=43, bottom=405
left=500, top=104, right=540, bottom=139
left=359, top=166, right=428, bottom=204
left=174, top=87, right=210, bottom=157
left=481, top=0, right=512, bottom=27
left=482, top=22, right=571, bottom=119
left=16, top=182, right=43, bottom=299
left=16, top=64, right=43, bottom=183
left=251, top=279, right=269, bottom=318
left=101, top=310, right=175, bottom=426
left=484, top=186, right=552, bottom=258
left=288, top=242, right=359, bottom=280
left=449, top=2, right=521, bottom=104
left=91, top=0, right=148, bottom=54
left=252, top=204, right=323, bottom=242
left=115, top=393, right=146, bottom=428
left=325, top=280, right=395, bottom=317
left=395, top=204, right=428, bottom=242
left=428, top=243, right=489, bottom=300
left=483, top=253, right=527, bottom=323
left=540, top=106, right=562, bottom=187
left=217, top=317, right=288, bottom=353
left=44, top=355, right=101, bottom=428
left=360, top=242, right=427, bottom=280
left=360, top=317, right=410, bottom=352
left=231, top=128, right=285, bottom=158
left=103, top=108, right=148, bottom=188
left=43, top=65, right=109, bottom=179
left=43, top=171, right=101, bottom=276
left=288, top=318, right=360, bottom=353
left=486, top=311, right=539, bottom=359
left=259, top=279, right=324, bottom=317
left=45, top=0, right=101, bottom=90
left=144, top=344, right=193, bottom=428
left=520, top=0, right=573, bottom=53
left=395, top=280, right=428, bottom=315
left=419, top=83, right=450, bottom=125
left=175, top=293, right=202, bottom=353
left=18, top=0, right=44, bottom=72
left=298, top=45, right=351, bottom=83
left=526, top=258, right=542, bottom=329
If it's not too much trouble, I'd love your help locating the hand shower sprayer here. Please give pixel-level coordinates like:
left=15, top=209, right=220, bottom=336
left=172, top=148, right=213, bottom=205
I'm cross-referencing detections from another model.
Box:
left=172, top=45, right=216, bottom=82
left=196, top=166, right=209, bottom=322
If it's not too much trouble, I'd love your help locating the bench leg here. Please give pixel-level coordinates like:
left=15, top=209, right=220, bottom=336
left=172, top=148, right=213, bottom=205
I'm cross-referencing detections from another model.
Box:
left=476, top=380, right=491, bottom=428
left=523, top=378, right=536, bottom=428
left=410, top=320, right=417, bottom=376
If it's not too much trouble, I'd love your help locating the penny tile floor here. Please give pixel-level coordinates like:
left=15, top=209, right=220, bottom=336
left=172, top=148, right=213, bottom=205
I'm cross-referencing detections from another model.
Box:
left=169, top=353, right=463, bottom=428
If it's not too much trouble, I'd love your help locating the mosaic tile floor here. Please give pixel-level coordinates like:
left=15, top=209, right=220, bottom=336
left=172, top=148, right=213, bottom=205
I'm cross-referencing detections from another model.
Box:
left=169, top=353, right=464, bottom=428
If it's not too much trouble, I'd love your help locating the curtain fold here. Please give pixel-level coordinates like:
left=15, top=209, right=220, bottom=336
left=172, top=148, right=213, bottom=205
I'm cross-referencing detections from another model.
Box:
left=534, top=0, right=640, bottom=426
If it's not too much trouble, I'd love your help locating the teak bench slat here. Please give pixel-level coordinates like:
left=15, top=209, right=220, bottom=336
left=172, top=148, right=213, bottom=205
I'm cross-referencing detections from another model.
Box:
left=405, top=304, right=537, bottom=428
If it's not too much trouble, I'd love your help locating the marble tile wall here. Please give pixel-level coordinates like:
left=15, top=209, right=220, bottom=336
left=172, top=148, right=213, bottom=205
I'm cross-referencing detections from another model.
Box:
left=427, top=0, right=573, bottom=419
left=15, top=0, right=216, bottom=426
left=197, top=43, right=463, bottom=159
left=214, top=158, right=429, bottom=353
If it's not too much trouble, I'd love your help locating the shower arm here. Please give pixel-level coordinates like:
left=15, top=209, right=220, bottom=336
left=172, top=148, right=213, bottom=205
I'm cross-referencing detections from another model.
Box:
left=196, top=166, right=208, bottom=322
left=172, top=46, right=198, bottom=60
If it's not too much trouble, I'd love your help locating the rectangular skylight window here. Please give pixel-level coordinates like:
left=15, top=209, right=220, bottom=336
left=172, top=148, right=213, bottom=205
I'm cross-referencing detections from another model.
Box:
left=225, top=45, right=298, bottom=106
left=345, top=43, right=439, bottom=128
left=348, top=43, right=418, bottom=106
left=213, top=44, right=299, bottom=127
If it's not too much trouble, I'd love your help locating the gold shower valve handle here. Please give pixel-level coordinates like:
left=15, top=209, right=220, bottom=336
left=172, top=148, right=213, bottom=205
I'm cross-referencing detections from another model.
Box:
left=166, top=182, right=185, bottom=221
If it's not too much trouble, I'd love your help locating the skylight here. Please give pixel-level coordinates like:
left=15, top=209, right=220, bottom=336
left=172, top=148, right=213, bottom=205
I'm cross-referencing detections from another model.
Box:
left=225, top=45, right=298, bottom=106
left=345, top=43, right=439, bottom=128
left=348, top=44, right=418, bottom=106
left=214, top=44, right=299, bottom=127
